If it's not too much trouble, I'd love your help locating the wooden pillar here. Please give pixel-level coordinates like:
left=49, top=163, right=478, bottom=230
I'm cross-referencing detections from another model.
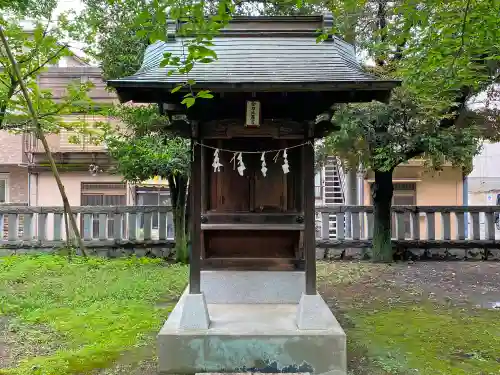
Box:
left=303, top=137, right=316, bottom=295
left=189, top=137, right=202, bottom=294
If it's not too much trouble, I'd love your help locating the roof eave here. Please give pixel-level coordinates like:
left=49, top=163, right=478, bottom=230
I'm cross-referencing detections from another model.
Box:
left=108, top=79, right=400, bottom=95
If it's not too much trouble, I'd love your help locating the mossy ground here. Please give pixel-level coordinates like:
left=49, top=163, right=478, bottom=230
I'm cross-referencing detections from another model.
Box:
left=0, top=255, right=499, bottom=374
left=318, top=262, right=500, bottom=375
left=0, top=254, right=187, bottom=375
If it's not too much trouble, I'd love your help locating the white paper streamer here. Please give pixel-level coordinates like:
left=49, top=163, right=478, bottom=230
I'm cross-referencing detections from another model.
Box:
left=236, top=152, right=246, bottom=176
left=260, top=152, right=267, bottom=177
left=212, top=149, right=222, bottom=172
left=282, top=148, right=289, bottom=174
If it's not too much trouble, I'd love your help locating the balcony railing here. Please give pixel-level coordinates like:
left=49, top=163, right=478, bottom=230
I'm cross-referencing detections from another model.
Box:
left=0, top=205, right=499, bottom=259
left=33, top=131, right=107, bottom=153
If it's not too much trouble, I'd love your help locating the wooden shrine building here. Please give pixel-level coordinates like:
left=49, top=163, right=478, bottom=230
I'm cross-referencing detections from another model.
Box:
left=109, top=14, right=398, bottom=375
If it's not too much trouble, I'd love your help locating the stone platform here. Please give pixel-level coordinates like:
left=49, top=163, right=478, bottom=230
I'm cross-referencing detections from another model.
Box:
left=158, top=271, right=346, bottom=375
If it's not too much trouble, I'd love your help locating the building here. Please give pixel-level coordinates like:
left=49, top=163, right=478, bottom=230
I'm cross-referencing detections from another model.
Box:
left=468, top=141, right=500, bottom=238
left=469, top=141, right=500, bottom=205
left=315, top=157, right=465, bottom=239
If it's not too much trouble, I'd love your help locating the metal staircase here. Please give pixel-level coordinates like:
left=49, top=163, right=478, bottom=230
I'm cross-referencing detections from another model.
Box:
left=321, top=156, right=346, bottom=238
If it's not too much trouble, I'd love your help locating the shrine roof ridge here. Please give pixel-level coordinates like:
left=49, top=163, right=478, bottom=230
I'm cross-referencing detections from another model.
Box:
left=166, top=14, right=335, bottom=38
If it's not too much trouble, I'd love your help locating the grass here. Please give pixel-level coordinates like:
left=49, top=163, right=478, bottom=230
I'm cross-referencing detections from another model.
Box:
left=319, top=262, right=500, bottom=375
left=352, top=305, right=500, bottom=375
left=1, top=256, right=499, bottom=375
left=0, top=254, right=187, bottom=375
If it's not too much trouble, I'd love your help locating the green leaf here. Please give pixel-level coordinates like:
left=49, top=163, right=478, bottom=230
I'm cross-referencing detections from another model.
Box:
left=196, top=90, right=213, bottom=99
left=181, top=97, right=196, bottom=108
left=171, top=85, right=183, bottom=93
left=199, top=58, right=215, bottom=64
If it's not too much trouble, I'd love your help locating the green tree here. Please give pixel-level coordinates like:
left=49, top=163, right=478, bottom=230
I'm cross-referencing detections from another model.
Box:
left=0, top=9, right=93, bottom=130
left=319, top=0, right=498, bottom=261
left=66, top=0, right=152, bottom=81
left=103, top=105, right=191, bottom=263
left=73, top=0, right=197, bottom=263
left=0, top=1, right=96, bottom=255
left=324, top=89, right=481, bottom=261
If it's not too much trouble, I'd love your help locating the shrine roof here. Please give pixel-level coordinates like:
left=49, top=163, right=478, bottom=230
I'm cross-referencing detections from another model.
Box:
left=108, top=14, right=399, bottom=102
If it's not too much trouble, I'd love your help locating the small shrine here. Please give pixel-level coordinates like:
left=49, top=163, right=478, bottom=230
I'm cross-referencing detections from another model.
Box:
left=108, top=14, right=398, bottom=375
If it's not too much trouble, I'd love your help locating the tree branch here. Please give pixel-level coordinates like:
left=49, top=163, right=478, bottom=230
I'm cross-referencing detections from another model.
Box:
left=439, top=86, right=471, bottom=129
left=0, top=75, right=10, bottom=88
left=22, top=44, right=68, bottom=80
left=17, top=15, right=52, bottom=65
left=375, top=0, right=387, bottom=66
left=449, top=0, right=471, bottom=75
left=402, top=146, right=424, bottom=163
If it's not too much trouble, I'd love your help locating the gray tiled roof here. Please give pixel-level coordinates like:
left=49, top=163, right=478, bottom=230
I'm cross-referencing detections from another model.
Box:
left=110, top=36, right=383, bottom=85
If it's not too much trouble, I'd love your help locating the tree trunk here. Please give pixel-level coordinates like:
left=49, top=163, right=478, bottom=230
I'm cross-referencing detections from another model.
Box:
left=167, top=174, right=189, bottom=263
left=173, top=205, right=187, bottom=263
left=371, top=169, right=394, bottom=262
left=184, top=178, right=191, bottom=240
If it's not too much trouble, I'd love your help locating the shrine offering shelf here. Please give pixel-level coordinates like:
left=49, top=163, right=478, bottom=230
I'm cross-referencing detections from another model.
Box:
left=201, top=224, right=304, bottom=231
left=201, top=258, right=302, bottom=271
left=201, top=212, right=303, bottom=226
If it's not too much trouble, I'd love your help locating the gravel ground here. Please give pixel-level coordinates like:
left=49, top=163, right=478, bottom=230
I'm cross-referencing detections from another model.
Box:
left=388, top=262, right=500, bottom=308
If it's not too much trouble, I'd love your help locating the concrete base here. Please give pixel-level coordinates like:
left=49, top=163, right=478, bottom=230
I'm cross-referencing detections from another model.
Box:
left=296, top=293, right=339, bottom=330
left=158, top=288, right=346, bottom=375
left=200, top=270, right=305, bottom=304
left=179, top=293, right=210, bottom=330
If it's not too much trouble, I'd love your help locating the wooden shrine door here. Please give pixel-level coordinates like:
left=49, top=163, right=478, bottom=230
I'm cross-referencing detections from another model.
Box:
left=253, top=156, right=286, bottom=212
left=214, top=150, right=251, bottom=212
left=208, top=139, right=293, bottom=213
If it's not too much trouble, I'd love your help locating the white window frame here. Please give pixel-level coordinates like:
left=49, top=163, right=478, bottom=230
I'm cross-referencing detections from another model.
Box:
left=314, top=168, right=324, bottom=201
left=0, top=173, right=10, bottom=203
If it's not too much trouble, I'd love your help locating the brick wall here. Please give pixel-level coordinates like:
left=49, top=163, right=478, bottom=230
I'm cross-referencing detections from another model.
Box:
left=0, top=167, right=29, bottom=240
left=0, top=132, right=26, bottom=164
left=0, top=166, right=29, bottom=203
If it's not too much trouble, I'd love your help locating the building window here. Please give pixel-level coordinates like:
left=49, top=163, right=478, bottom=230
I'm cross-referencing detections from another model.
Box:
left=81, top=182, right=127, bottom=238
left=370, top=182, right=417, bottom=239
left=0, top=174, right=9, bottom=203
left=136, top=188, right=174, bottom=238
left=314, top=170, right=322, bottom=200
left=392, top=183, right=416, bottom=239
